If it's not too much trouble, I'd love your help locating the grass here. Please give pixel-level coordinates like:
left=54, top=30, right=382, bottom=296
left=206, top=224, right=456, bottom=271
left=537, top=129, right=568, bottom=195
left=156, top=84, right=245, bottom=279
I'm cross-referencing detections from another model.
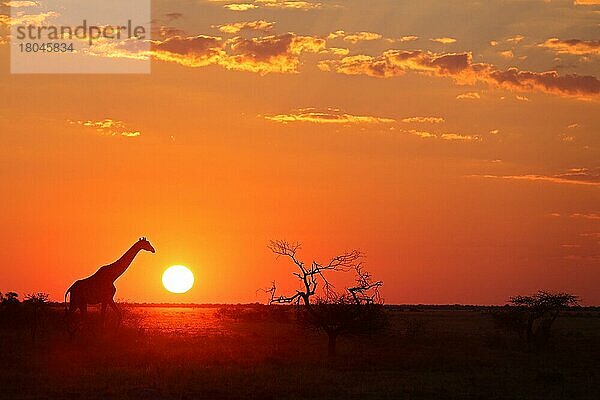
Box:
left=0, top=305, right=598, bottom=399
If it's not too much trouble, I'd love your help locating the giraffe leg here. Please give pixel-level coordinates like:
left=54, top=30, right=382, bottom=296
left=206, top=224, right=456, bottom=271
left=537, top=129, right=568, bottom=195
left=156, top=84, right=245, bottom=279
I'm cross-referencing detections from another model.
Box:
left=64, top=303, right=77, bottom=338
left=101, top=302, right=108, bottom=328
left=109, top=300, right=122, bottom=326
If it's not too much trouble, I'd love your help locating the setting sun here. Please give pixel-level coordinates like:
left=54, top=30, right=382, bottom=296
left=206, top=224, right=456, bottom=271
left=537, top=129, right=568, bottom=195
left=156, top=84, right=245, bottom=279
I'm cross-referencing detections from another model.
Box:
left=162, top=265, right=194, bottom=294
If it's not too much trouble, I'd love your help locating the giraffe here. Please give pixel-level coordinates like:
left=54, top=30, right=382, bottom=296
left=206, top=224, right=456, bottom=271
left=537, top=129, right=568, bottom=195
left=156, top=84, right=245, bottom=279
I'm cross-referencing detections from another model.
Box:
left=64, top=237, right=155, bottom=324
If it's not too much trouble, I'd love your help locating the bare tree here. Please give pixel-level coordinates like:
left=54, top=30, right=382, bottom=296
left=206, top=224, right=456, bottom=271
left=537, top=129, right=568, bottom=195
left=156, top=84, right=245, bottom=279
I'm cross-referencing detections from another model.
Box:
left=265, top=240, right=385, bottom=356
left=508, top=291, right=579, bottom=349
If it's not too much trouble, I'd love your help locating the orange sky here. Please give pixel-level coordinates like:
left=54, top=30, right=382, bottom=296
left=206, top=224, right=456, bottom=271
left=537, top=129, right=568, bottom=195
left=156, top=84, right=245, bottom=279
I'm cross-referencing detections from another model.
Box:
left=1, top=0, right=599, bottom=305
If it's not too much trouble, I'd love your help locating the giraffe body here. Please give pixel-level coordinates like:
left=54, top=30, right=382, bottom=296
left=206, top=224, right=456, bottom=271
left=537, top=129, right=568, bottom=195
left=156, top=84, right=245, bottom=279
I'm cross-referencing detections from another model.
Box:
left=65, top=237, right=155, bottom=322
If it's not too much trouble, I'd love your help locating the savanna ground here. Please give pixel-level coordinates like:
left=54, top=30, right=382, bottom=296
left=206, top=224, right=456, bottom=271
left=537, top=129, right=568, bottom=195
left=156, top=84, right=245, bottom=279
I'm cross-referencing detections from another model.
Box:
left=0, top=305, right=599, bottom=400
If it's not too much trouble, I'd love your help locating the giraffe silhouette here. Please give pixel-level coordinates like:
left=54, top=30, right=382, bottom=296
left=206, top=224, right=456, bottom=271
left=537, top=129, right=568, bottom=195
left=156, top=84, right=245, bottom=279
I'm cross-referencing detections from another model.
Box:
left=65, top=237, right=155, bottom=324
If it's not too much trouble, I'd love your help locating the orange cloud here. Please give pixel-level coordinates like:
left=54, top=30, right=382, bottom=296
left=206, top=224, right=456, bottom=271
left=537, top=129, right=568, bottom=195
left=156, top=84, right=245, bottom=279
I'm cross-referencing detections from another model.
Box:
left=397, top=129, right=480, bottom=141
left=152, top=35, right=225, bottom=67
left=318, top=50, right=474, bottom=78
left=571, top=212, right=600, bottom=219
left=506, top=35, right=525, bottom=43
left=256, top=0, right=323, bottom=9
left=401, top=116, right=445, bottom=123
left=69, top=119, right=141, bottom=137
left=489, top=69, right=600, bottom=97
left=456, top=92, right=481, bottom=99
left=222, top=33, right=325, bottom=73
left=84, top=31, right=327, bottom=74
left=431, top=37, right=456, bottom=44
left=320, top=49, right=600, bottom=98
left=539, top=38, right=600, bottom=56
left=216, top=20, right=275, bottom=34
left=224, top=3, right=258, bottom=11
left=343, top=31, right=382, bottom=44
left=324, top=47, right=350, bottom=56
left=0, top=10, right=58, bottom=26
left=264, top=108, right=395, bottom=124
left=471, top=168, right=600, bottom=187
left=441, top=133, right=480, bottom=141
left=3, top=1, right=39, bottom=7
left=385, top=35, right=419, bottom=43
left=403, top=129, right=436, bottom=138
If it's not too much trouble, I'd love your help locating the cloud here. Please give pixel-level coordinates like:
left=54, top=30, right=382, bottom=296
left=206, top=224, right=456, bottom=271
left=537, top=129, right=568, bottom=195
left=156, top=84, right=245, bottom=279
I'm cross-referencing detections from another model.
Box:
left=164, top=12, right=183, bottom=20
left=403, top=129, right=436, bottom=138
left=152, top=25, right=186, bottom=39
left=264, top=108, right=395, bottom=124
left=431, top=37, right=456, bottom=44
left=215, top=20, right=275, bottom=34
left=224, top=3, right=258, bottom=11
left=222, top=33, right=325, bottom=73
left=539, top=38, right=600, bottom=56
left=320, top=49, right=600, bottom=97
left=0, top=10, right=58, bottom=26
left=327, top=30, right=383, bottom=44
left=84, top=31, right=326, bottom=74
left=489, top=129, right=499, bottom=134
left=318, top=50, right=600, bottom=97
left=152, top=35, right=225, bottom=67
left=255, top=0, right=324, bottom=9
left=343, top=31, right=382, bottom=44
left=506, top=35, right=525, bottom=44
left=69, top=119, right=140, bottom=137
left=401, top=116, right=445, bottom=123
left=573, top=0, right=600, bottom=4
left=325, top=47, right=349, bottom=56
left=471, top=167, right=600, bottom=187
left=516, top=95, right=530, bottom=101
left=500, top=50, right=514, bottom=58
left=318, top=50, right=474, bottom=78
left=396, top=129, right=480, bottom=141
left=555, top=167, right=600, bottom=184
left=327, top=30, right=345, bottom=39
left=2, top=1, right=39, bottom=7
left=441, top=133, right=480, bottom=141
left=263, top=111, right=484, bottom=143
left=456, top=92, right=481, bottom=99
left=571, top=212, right=600, bottom=220
left=461, top=53, right=591, bottom=95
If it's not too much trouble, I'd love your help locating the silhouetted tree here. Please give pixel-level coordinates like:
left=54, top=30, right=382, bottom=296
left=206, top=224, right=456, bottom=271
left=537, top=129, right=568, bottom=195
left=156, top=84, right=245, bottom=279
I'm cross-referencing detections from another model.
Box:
left=508, top=291, right=579, bottom=350
left=266, top=240, right=386, bottom=356
left=24, top=293, right=50, bottom=341
left=1, top=291, right=20, bottom=306
left=0, top=291, right=22, bottom=329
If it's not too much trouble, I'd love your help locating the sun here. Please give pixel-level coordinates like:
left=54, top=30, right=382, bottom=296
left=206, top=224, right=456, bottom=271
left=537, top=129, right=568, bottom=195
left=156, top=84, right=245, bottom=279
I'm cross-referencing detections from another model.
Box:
left=162, top=265, right=194, bottom=294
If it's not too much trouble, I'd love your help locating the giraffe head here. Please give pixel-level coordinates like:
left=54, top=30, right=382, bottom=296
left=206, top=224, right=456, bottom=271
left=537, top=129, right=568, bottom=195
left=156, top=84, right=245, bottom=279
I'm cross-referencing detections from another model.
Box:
left=138, top=237, right=156, bottom=253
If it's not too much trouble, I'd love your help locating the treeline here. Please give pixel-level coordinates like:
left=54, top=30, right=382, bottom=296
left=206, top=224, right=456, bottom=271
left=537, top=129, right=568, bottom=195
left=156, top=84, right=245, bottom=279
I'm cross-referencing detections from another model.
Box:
left=0, top=291, right=54, bottom=340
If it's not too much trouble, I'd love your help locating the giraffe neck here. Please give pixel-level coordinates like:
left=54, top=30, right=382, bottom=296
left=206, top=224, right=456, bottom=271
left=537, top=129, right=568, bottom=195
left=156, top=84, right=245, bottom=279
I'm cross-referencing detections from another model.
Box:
left=106, top=243, right=142, bottom=282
